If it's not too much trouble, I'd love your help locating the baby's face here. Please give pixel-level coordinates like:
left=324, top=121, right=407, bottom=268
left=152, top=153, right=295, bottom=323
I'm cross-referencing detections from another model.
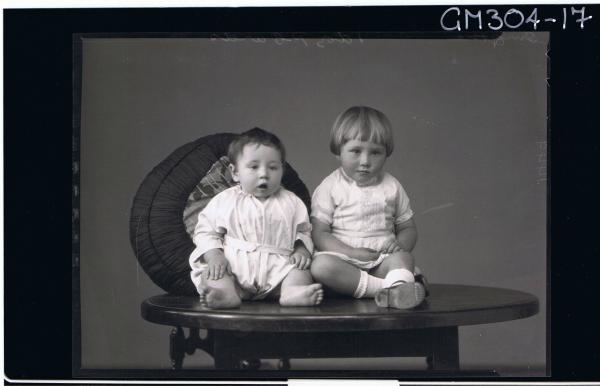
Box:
left=338, top=139, right=387, bottom=186
left=230, top=143, right=283, bottom=201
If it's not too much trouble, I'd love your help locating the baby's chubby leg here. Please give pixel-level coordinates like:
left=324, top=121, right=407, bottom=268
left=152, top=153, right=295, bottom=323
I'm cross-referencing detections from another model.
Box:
left=279, top=269, right=323, bottom=306
left=199, top=269, right=245, bottom=309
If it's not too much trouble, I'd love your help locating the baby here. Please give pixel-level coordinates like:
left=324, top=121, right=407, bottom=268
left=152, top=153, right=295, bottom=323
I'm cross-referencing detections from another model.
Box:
left=189, top=128, right=323, bottom=308
left=310, top=106, right=426, bottom=309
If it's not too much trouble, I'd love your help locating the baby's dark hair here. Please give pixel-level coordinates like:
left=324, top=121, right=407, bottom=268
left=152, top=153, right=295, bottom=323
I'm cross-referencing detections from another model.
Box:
left=228, top=127, right=286, bottom=165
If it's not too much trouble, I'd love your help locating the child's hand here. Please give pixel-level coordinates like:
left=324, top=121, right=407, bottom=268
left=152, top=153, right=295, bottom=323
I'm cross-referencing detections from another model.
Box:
left=289, top=251, right=312, bottom=270
left=381, top=239, right=406, bottom=254
left=205, top=251, right=231, bottom=280
left=352, top=247, right=380, bottom=261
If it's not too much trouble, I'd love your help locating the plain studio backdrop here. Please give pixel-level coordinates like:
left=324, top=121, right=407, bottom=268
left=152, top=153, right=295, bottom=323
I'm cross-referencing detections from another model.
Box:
left=79, top=33, right=548, bottom=375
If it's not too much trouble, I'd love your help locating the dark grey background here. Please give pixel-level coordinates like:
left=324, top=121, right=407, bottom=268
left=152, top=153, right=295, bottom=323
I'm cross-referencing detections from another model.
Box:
left=80, top=33, right=548, bottom=374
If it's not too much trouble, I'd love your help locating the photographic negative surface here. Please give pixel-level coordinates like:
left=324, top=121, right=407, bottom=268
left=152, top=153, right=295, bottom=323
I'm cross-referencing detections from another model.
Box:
left=77, top=33, right=548, bottom=376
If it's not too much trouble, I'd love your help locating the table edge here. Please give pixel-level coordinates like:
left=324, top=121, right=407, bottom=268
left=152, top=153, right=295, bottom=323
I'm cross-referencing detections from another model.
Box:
left=141, top=286, right=540, bottom=332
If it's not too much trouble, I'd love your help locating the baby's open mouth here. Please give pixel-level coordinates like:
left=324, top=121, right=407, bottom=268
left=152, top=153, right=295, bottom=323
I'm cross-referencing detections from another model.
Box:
left=257, top=183, right=268, bottom=189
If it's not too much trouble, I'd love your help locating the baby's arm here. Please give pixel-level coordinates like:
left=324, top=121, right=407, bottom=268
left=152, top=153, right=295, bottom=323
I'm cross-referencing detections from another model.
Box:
left=290, top=195, right=315, bottom=270
left=394, top=218, right=418, bottom=252
left=190, top=193, right=231, bottom=282
left=289, top=241, right=312, bottom=270
left=203, top=248, right=231, bottom=280
left=311, top=218, right=379, bottom=261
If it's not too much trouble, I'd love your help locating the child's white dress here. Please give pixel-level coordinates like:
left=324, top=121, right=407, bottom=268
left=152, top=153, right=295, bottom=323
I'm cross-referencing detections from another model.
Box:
left=189, top=185, right=313, bottom=299
left=311, top=168, right=414, bottom=270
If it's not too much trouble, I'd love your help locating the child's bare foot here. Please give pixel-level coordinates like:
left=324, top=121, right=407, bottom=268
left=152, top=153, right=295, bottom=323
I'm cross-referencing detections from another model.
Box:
left=279, top=283, right=324, bottom=306
left=199, top=285, right=242, bottom=309
left=375, top=282, right=425, bottom=309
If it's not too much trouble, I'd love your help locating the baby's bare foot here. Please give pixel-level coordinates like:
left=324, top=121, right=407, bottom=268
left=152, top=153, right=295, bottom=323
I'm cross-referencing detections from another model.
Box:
left=280, top=283, right=324, bottom=306
left=199, top=285, right=242, bottom=309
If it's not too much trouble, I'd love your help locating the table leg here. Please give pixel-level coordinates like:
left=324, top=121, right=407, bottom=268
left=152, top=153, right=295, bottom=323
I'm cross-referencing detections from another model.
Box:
left=429, top=326, right=460, bottom=372
left=169, top=327, right=185, bottom=370
left=240, top=358, right=261, bottom=370
left=212, top=330, right=239, bottom=369
left=278, top=358, right=291, bottom=370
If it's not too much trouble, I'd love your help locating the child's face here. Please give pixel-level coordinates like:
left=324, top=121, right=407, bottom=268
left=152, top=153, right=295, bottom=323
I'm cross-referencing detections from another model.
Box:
left=230, top=143, right=283, bottom=201
left=338, top=139, right=387, bottom=186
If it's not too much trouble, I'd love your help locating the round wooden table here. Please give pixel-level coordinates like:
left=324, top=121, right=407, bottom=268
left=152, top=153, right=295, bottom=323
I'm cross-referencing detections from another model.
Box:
left=141, top=284, right=539, bottom=373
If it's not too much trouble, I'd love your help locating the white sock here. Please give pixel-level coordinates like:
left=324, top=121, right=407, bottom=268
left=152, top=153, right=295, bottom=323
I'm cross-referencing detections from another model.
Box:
left=353, top=270, right=384, bottom=298
left=365, top=273, right=384, bottom=298
left=383, top=268, right=414, bottom=289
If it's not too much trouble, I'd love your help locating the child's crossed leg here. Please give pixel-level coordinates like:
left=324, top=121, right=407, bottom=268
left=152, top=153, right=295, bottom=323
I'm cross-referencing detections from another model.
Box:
left=311, top=250, right=425, bottom=309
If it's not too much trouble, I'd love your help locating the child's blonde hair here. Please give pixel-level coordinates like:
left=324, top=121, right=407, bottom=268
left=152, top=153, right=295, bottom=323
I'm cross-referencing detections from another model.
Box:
left=329, top=106, right=394, bottom=156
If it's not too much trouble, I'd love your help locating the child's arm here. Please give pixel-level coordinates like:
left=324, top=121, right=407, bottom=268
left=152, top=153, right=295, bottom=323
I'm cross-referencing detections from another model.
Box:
left=394, top=218, right=418, bottom=252
left=311, top=218, right=379, bottom=261
left=387, top=178, right=417, bottom=253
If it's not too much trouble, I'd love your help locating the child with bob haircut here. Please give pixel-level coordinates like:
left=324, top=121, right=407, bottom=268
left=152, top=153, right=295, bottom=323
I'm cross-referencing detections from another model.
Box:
left=310, top=106, right=426, bottom=309
left=189, top=128, right=324, bottom=309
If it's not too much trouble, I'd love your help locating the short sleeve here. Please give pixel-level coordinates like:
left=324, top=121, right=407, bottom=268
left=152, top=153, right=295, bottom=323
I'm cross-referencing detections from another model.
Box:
left=292, top=195, right=314, bottom=253
left=394, top=180, right=414, bottom=225
left=311, top=179, right=334, bottom=226
left=188, top=192, right=228, bottom=264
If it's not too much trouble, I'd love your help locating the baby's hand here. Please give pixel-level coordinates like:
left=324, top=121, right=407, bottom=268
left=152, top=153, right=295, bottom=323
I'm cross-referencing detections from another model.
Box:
left=289, top=251, right=311, bottom=270
left=205, top=251, right=231, bottom=280
left=381, top=239, right=406, bottom=254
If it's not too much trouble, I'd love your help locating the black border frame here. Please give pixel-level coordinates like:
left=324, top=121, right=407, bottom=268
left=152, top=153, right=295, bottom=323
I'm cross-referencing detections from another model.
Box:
left=4, top=5, right=600, bottom=382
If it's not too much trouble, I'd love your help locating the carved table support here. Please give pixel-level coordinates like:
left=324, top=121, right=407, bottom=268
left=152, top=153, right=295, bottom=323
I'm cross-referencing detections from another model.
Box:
left=169, top=327, right=213, bottom=370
